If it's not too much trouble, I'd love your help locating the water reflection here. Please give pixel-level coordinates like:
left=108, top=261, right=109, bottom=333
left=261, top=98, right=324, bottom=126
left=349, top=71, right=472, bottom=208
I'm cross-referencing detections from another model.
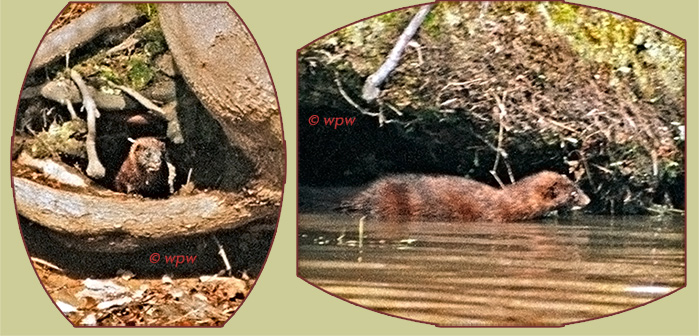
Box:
left=298, top=214, right=684, bottom=326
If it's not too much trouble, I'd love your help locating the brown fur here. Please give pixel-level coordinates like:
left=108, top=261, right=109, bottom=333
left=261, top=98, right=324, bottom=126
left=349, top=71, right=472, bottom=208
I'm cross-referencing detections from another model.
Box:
left=345, top=171, right=590, bottom=222
left=114, top=137, right=170, bottom=197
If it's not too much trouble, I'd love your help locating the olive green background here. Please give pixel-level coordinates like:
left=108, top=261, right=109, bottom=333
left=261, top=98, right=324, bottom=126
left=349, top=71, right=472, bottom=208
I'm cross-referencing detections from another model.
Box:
left=0, top=0, right=696, bottom=335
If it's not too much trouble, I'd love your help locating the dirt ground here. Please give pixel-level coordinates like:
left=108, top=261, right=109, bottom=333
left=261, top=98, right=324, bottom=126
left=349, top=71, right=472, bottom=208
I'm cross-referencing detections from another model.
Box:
left=20, top=215, right=274, bottom=327
left=32, top=259, right=253, bottom=326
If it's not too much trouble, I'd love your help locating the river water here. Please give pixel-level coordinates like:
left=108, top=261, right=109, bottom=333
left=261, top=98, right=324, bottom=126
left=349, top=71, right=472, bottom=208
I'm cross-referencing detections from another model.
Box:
left=298, top=214, right=685, bottom=326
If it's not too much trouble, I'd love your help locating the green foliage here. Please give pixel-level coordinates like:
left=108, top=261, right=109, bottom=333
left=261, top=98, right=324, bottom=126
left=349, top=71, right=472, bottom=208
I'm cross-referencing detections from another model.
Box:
left=96, top=65, right=122, bottom=85
left=27, top=120, right=87, bottom=159
left=545, top=2, right=683, bottom=102
left=549, top=3, right=576, bottom=25
left=134, top=3, right=158, bottom=20
left=376, top=11, right=398, bottom=24
left=127, top=56, right=155, bottom=90
left=549, top=4, right=635, bottom=65
left=422, top=9, right=441, bottom=37
left=138, top=22, right=167, bottom=57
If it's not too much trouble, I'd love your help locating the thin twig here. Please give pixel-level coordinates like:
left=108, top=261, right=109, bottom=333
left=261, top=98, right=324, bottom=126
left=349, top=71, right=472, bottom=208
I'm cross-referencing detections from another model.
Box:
left=106, top=32, right=139, bottom=56
left=334, top=75, right=378, bottom=117
left=472, top=132, right=500, bottom=155
left=212, top=235, right=232, bottom=276
left=527, top=108, right=578, bottom=133
left=504, top=159, right=515, bottom=184
left=385, top=102, right=404, bottom=116
left=334, top=73, right=412, bottom=127
left=576, top=149, right=596, bottom=189
left=439, top=78, right=483, bottom=92
left=490, top=171, right=505, bottom=189
left=186, top=168, right=193, bottom=184
left=408, top=40, right=424, bottom=65
left=528, top=95, right=579, bottom=133
left=108, top=81, right=165, bottom=114
left=31, top=257, right=63, bottom=272
left=63, top=99, right=78, bottom=120
left=488, top=91, right=509, bottom=188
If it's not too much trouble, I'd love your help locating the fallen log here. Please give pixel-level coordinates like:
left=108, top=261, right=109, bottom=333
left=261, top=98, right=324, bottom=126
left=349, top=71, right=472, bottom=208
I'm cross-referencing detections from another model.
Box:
left=29, top=3, right=144, bottom=74
left=14, top=177, right=280, bottom=252
left=20, top=78, right=140, bottom=111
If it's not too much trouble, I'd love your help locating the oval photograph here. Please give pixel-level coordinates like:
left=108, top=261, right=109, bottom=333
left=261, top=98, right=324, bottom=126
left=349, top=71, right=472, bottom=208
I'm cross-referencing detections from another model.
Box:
left=12, top=2, right=284, bottom=327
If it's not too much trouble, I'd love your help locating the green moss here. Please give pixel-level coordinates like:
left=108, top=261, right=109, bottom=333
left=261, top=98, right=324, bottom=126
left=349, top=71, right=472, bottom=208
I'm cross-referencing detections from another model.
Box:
left=550, top=3, right=577, bottom=26
left=97, top=65, right=122, bottom=84
left=134, top=3, right=158, bottom=20
left=549, top=3, right=635, bottom=65
left=127, top=57, right=154, bottom=90
left=138, top=22, right=167, bottom=57
left=376, top=11, right=398, bottom=24
left=422, top=9, right=441, bottom=37
left=28, top=120, right=87, bottom=159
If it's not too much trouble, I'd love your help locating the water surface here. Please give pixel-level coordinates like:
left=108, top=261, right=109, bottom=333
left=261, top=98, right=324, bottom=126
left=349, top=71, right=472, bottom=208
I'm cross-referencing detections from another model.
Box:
left=298, top=214, right=684, bottom=326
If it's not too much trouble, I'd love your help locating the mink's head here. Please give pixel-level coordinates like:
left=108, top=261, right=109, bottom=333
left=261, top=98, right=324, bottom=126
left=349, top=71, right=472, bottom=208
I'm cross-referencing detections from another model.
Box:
left=130, top=137, right=165, bottom=172
left=536, top=172, right=590, bottom=210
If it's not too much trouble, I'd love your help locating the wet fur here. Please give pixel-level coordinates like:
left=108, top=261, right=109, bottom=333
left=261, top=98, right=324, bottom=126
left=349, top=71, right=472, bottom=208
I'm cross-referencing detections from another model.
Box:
left=114, top=137, right=170, bottom=198
left=346, top=171, right=590, bottom=222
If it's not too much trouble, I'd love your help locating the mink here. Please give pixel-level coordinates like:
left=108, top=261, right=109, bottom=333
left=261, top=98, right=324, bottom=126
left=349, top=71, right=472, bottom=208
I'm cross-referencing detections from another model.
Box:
left=344, top=171, right=590, bottom=222
left=114, top=137, right=172, bottom=198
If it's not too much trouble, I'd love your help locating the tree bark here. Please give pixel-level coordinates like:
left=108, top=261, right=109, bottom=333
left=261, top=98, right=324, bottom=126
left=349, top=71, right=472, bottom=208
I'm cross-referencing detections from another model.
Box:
left=158, top=3, right=284, bottom=188
left=29, top=3, right=143, bottom=74
left=14, top=177, right=280, bottom=252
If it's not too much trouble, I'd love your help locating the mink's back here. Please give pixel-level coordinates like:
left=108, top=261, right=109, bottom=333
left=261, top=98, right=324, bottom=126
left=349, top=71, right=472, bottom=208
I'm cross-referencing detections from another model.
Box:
left=347, top=174, right=500, bottom=221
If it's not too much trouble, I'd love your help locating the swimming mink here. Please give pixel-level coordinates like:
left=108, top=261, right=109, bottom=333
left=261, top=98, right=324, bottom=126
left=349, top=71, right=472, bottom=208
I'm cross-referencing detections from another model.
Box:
left=344, top=171, right=590, bottom=222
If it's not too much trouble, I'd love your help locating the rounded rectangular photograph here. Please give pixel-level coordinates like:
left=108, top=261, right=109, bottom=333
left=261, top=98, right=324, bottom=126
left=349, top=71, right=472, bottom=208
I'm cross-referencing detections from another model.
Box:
left=297, top=1, right=685, bottom=327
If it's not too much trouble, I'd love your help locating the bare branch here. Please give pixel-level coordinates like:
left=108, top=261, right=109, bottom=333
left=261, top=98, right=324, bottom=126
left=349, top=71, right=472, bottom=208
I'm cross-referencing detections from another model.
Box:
left=362, top=4, right=434, bottom=102
left=70, top=69, right=105, bottom=179
left=334, top=75, right=379, bottom=117
left=109, top=82, right=165, bottom=114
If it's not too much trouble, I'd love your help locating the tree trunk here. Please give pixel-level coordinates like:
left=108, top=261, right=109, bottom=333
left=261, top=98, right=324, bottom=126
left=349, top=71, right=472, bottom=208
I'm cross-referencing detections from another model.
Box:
left=158, top=3, right=284, bottom=188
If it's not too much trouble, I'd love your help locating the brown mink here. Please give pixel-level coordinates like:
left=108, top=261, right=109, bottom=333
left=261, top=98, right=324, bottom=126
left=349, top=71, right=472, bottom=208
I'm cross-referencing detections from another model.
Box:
left=114, top=137, right=171, bottom=198
left=344, top=171, right=590, bottom=222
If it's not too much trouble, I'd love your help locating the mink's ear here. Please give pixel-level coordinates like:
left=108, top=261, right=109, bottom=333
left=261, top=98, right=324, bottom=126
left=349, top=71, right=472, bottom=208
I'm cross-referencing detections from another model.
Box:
left=128, top=138, right=141, bottom=151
